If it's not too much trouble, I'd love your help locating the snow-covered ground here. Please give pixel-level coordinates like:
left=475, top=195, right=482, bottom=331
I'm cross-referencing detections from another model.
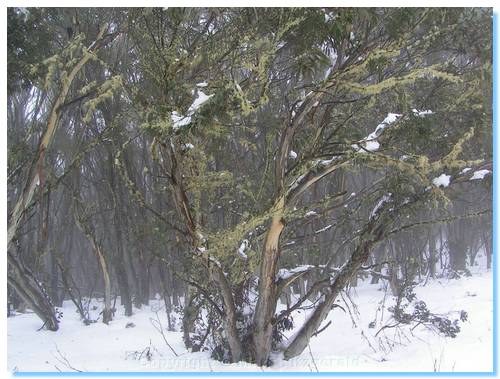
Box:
left=7, top=261, right=493, bottom=373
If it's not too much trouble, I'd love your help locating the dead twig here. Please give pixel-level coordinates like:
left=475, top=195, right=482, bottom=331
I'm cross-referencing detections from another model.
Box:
left=150, top=311, right=179, bottom=357
left=51, top=343, right=84, bottom=372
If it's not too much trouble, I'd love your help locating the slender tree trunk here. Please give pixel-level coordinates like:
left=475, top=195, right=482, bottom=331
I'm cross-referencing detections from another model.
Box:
left=484, top=231, right=492, bottom=270
left=106, top=145, right=134, bottom=315
left=7, top=24, right=110, bottom=249
left=211, top=266, right=243, bottom=362
left=57, top=259, right=88, bottom=323
left=73, top=206, right=113, bottom=324
left=113, top=257, right=133, bottom=316
left=428, top=230, right=437, bottom=278
left=160, top=142, right=244, bottom=361
left=95, top=245, right=113, bottom=324
left=8, top=251, right=59, bottom=331
left=159, top=263, right=174, bottom=331
left=284, top=217, right=386, bottom=360
left=182, top=288, right=198, bottom=349
left=448, top=239, right=467, bottom=272
left=49, top=249, right=62, bottom=307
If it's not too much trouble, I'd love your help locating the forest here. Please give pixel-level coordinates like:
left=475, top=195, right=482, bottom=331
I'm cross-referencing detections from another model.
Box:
left=7, top=7, right=493, bottom=372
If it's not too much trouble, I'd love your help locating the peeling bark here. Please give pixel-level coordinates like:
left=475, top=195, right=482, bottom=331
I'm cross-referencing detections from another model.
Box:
left=252, top=200, right=285, bottom=366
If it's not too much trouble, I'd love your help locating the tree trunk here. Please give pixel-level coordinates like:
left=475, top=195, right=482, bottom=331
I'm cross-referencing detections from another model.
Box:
left=160, top=142, right=244, bottom=361
left=428, top=230, right=437, bottom=278
left=107, top=145, right=134, bottom=315
left=57, top=259, right=88, bottom=323
left=49, top=249, right=62, bottom=307
left=284, top=219, right=385, bottom=360
left=252, top=200, right=285, bottom=366
left=182, top=288, right=199, bottom=349
left=8, top=251, right=59, bottom=331
left=113, top=257, right=133, bottom=316
left=159, top=263, right=174, bottom=331
left=95, top=244, right=113, bottom=324
left=7, top=24, right=110, bottom=249
left=73, top=207, right=113, bottom=324
left=448, top=239, right=467, bottom=272
left=7, top=25, right=115, bottom=330
left=484, top=231, right=492, bottom=270
left=211, top=265, right=243, bottom=362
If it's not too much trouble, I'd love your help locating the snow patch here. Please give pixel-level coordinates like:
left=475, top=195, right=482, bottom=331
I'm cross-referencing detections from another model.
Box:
left=432, top=174, right=451, bottom=188
left=317, top=156, right=339, bottom=166
left=189, top=91, right=213, bottom=113
left=412, top=109, right=434, bottom=117
left=238, top=240, right=249, bottom=259
left=171, top=112, right=191, bottom=130
left=470, top=169, right=491, bottom=181
left=277, top=265, right=314, bottom=280
left=7, top=270, right=493, bottom=372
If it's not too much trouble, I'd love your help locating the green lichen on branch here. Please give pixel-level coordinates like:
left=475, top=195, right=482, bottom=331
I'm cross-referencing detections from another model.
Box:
left=341, top=65, right=460, bottom=96
left=82, top=75, right=123, bottom=123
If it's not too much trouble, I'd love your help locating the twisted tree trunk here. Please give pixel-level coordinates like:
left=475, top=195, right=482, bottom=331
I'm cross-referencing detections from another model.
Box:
left=159, top=141, right=244, bottom=362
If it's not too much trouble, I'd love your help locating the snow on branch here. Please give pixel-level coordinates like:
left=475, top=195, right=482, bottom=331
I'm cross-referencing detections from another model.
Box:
left=369, top=193, right=392, bottom=221
left=171, top=90, right=214, bottom=130
left=352, top=113, right=402, bottom=153
left=277, top=265, right=315, bottom=281
left=238, top=239, right=249, bottom=259
left=470, top=169, right=491, bottom=181
left=412, top=108, right=434, bottom=117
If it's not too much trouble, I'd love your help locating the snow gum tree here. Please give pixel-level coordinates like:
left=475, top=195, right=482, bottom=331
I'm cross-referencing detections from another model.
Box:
left=7, top=9, right=124, bottom=330
left=7, top=7, right=491, bottom=366
left=127, top=8, right=491, bottom=365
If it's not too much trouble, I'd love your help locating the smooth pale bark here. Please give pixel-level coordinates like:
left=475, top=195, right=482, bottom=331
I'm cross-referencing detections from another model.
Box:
left=7, top=24, right=109, bottom=249
left=6, top=25, right=110, bottom=331
left=252, top=199, right=285, bottom=366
